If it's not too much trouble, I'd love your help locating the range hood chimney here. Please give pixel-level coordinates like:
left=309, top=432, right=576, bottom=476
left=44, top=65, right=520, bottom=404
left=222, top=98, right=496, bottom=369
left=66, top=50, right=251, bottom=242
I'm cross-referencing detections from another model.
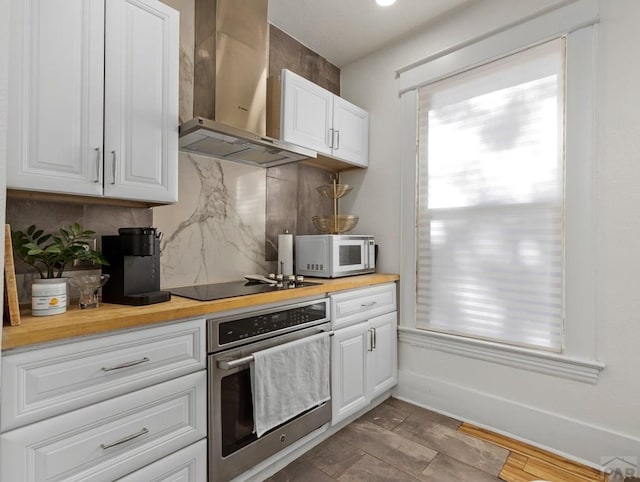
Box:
left=179, top=0, right=316, bottom=167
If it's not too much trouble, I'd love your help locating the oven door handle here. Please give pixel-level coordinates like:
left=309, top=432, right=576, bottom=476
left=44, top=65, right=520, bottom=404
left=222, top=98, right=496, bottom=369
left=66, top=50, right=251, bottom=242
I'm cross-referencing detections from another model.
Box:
left=217, top=331, right=335, bottom=370
left=218, top=355, right=255, bottom=370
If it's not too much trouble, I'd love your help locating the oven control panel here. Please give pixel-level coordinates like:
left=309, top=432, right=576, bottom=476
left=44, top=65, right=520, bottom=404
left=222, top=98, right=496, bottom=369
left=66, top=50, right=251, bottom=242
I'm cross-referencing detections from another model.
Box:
left=214, top=299, right=328, bottom=347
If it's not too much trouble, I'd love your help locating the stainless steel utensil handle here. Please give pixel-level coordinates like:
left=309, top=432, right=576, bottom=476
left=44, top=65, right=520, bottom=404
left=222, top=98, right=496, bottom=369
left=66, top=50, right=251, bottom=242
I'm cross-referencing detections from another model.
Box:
left=335, top=130, right=340, bottom=149
left=94, top=147, right=101, bottom=183
left=328, top=128, right=334, bottom=148
left=361, top=301, right=377, bottom=307
left=101, top=357, right=150, bottom=372
left=111, top=150, right=117, bottom=184
left=100, top=427, right=149, bottom=449
left=217, top=331, right=335, bottom=370
left=368, top=328, right=374, bottom=352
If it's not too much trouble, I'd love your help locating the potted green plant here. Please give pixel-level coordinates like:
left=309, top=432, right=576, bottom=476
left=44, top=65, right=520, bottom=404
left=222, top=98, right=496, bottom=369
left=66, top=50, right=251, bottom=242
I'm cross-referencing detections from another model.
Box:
left=12, top=223, right=109, bottom=316
left=12, top=223, right=108, bottom=279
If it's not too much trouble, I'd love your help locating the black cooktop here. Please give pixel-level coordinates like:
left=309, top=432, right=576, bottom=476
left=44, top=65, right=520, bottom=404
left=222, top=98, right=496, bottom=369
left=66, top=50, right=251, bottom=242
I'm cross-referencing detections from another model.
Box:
left=170, top=280, right=320, bottom=301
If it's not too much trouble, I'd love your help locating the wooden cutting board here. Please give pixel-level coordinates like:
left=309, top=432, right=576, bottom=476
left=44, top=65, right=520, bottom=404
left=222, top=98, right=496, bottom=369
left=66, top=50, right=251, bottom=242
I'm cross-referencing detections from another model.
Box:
left=4, top=224, right=21, bottom=326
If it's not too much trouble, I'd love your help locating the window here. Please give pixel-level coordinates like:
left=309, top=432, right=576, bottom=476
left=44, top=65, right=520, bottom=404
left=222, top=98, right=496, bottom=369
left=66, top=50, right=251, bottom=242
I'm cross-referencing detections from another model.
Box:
left=396, top=0, right=603, bottom=381
left=416, top=39, right=565, bottom=351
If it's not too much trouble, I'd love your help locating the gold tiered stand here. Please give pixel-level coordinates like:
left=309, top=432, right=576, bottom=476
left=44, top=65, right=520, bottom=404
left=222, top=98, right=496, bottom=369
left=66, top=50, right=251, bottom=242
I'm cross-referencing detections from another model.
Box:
left=312, top=174, right=359, bottom=234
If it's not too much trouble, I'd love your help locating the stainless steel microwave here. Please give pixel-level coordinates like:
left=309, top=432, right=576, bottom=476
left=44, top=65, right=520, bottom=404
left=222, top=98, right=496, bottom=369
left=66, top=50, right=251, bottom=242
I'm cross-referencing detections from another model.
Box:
left=295, top=235, right=375, bottom=278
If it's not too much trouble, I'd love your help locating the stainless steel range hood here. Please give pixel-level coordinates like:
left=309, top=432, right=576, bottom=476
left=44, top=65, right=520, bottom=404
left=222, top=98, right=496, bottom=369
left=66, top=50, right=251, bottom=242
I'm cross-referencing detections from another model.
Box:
left=179, top=0, right=316, bottom=167
left=180, top=117, right=315, bottom=167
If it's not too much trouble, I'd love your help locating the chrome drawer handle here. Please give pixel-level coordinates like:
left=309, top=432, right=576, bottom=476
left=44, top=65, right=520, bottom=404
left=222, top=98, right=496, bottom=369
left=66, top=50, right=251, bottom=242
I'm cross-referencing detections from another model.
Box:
left=100, top=427, right=149, bottom=449
left=101, top=357, right=150, bottom=372
left=361, top=301, right=377, bottom=307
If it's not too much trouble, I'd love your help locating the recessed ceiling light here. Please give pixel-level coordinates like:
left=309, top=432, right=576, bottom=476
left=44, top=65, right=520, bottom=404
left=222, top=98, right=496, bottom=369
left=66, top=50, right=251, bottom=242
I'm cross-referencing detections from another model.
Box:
left=376, top=0, right=396, bottom=6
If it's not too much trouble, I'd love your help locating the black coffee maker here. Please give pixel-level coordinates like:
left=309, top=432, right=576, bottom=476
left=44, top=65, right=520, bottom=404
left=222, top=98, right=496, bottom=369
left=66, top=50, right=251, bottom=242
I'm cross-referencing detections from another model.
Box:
left=102, top=227, right=171, bottom=305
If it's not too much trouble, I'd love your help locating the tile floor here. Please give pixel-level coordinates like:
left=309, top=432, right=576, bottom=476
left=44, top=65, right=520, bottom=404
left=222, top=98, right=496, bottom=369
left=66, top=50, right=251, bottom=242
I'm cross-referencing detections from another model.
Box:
left=266, top=397, right=509, bottom=481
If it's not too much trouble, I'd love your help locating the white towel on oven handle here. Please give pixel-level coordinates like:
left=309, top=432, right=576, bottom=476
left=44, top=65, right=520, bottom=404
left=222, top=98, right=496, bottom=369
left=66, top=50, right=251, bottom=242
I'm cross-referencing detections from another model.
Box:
left=250, top=331, right=330, bottom=438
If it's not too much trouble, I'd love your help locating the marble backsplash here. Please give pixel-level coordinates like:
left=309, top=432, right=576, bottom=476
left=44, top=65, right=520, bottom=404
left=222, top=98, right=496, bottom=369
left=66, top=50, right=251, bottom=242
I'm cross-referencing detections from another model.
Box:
left=154, top=152, right=273, bottom=289
left=153, top=153, right=334, bottom=289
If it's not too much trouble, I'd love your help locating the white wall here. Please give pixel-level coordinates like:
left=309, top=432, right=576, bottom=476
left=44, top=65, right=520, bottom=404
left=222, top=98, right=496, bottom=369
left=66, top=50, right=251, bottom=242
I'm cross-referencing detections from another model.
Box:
left=341, top=0, right=640, bottom=468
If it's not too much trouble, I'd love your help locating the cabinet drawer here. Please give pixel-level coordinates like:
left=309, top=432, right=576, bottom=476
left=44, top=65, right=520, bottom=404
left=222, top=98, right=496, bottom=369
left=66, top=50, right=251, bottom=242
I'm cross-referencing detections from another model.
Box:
left=330, top=283, right=396, bottom=329
left=2, top=317, right=205, bottom=431
left=117, top=439, right=207, bottom=482
left=1, top=371, right=207, bottom=482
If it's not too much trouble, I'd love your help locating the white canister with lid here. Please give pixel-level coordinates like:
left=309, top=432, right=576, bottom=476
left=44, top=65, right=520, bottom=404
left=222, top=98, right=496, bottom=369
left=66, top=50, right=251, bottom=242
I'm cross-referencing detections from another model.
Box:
left=32, top=278, right=67, bottom=316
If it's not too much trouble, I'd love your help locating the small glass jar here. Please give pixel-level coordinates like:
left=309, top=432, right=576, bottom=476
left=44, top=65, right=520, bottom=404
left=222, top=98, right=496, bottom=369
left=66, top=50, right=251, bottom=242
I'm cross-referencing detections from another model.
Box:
left=32, top=278, right=68, bottom=316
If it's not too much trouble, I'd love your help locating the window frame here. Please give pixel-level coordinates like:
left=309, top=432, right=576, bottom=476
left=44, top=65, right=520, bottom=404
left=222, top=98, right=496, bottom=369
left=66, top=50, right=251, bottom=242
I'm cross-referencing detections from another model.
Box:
left=397, top=0, right=604, bottom=383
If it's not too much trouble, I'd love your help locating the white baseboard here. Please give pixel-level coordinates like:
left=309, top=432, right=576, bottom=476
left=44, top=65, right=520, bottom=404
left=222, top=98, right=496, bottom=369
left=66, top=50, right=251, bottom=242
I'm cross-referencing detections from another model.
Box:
left=396, top=369, right=640, bottom=471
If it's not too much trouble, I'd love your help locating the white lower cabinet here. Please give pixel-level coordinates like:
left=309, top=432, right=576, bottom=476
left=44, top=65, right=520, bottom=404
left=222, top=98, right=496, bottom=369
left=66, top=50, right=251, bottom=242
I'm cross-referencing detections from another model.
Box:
left=1, top=371, right=207, bottom=482
left=1, top=318, right=205, bottom=432
left=331, top=306, right=398, bottom=425
left=331, top=322, right=370, bottom=422
left=0, top=319, right=207, bottom=482
left=369, top=312, right=398, bottom=400
left=116, top=439, right=207, bottom=482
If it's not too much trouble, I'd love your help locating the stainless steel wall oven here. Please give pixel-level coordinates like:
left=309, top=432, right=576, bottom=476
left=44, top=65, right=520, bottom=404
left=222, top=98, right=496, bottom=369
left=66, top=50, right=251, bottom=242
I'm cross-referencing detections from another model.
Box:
left=207, top=297, right=332, bottom=482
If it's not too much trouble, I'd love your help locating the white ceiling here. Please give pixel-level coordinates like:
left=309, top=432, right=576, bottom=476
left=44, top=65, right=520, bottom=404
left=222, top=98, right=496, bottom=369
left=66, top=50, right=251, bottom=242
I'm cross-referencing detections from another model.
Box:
left=268, top=0, right=474, bottom=67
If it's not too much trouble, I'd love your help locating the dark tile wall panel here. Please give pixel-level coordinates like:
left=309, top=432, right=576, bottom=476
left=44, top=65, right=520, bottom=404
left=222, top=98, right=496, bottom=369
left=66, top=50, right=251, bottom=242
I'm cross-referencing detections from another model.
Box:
left=269, top=25, right=340, bottom=95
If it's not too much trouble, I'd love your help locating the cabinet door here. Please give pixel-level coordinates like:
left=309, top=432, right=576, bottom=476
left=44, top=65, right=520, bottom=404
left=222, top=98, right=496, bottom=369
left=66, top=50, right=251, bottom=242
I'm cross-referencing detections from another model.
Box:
left=331, top=322, right=370, bottom=425
left=368, top=311, right=398, bottom=400
left=281, top=69, right=333, bottom=156
left=116, top=439, right=207, bottom=482
left=2, top=318, right=205, bottom=431
left=331, top=282, right=397, bottom=330
left=333, top=96, right=369, bottom=167
left=7, top=0, right=104, bottom=196
left=104, top=0, right=178, bottom=203
left=1, top=372, right=206, bottom=482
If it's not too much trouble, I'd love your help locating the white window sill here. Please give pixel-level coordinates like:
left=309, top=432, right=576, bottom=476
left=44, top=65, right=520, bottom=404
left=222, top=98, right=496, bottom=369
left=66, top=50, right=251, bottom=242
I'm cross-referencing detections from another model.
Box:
left=398, top=327, right=605, bottom=384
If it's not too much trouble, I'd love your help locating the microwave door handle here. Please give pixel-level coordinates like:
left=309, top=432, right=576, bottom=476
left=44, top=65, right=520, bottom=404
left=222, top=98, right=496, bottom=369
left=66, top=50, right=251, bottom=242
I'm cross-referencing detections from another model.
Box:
left=368, top=241, right=376, bottom=268
left=366, top=241, right=371, bottom=269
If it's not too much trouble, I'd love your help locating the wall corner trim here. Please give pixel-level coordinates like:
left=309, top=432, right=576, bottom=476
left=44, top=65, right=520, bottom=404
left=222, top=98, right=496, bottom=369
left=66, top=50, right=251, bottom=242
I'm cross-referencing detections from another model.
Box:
left=398, top=327, right=605, bottom=384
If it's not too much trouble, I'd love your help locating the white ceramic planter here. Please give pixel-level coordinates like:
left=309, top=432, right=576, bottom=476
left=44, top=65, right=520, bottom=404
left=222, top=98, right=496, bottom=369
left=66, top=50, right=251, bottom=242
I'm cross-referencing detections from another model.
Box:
left=31, top=278, right=67, bottom=316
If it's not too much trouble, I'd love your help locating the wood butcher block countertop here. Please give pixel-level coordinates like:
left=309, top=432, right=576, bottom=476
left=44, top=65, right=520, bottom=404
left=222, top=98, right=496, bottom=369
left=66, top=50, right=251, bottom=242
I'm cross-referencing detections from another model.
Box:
left=2, top=273, right=399, bottom=351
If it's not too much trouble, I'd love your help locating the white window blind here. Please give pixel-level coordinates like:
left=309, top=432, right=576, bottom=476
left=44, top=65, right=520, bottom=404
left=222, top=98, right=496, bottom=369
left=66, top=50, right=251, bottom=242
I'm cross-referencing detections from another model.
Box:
left=416, top=39, right=565, bottom=351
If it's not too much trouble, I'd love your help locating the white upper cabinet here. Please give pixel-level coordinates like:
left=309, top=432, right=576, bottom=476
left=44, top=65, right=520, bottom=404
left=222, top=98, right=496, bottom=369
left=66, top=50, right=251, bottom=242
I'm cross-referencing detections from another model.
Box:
left=7, top=0, right=105, bottom=197
left=280, top=69, right=369, bottom=168
left=7, top=0, right=178, bottom=204
left=281, top=70, right=334, bottom=156
left=332, top=96, right=369, bottom=167
left=103, top=0, right=178, bottom=202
